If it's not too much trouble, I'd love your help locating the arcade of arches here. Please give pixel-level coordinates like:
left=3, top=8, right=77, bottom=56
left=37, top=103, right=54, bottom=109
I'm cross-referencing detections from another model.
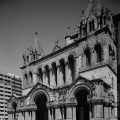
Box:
left=8, top=78, right=116, bottom=120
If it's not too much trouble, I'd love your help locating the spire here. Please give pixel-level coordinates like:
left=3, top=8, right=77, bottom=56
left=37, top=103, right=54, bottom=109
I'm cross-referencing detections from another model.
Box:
left=30, top=32, right=44, bottom=58
left=65, top=27, right=74, bottom=46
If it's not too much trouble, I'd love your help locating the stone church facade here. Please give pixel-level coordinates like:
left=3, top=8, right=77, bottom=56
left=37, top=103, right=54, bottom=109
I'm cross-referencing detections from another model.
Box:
left=7, top=0, right=118, bottom=120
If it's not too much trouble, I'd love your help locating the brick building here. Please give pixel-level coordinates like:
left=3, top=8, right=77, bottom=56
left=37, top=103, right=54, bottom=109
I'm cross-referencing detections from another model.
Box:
left=0, top=71, right=22, bottom=120
left=8, top=0, right=118, bottom=120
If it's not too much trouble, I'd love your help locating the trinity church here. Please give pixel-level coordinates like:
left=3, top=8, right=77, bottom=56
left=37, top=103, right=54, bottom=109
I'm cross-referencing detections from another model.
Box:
left=7, top=0, right=119, bottom=120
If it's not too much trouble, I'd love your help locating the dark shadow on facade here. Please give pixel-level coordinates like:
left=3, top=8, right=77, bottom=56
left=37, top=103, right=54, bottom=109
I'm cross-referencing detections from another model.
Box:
left=75, top=89, right=89, bottom=120
left=35, top=94, right=48, bottom=120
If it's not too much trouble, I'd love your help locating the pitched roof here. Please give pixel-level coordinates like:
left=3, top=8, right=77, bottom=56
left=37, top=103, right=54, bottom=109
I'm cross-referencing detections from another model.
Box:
left=52, top=40, right=61, bottom=53
left=83, top=0, right=104, bottom=18
left=30, top=35, right=44, bottom=58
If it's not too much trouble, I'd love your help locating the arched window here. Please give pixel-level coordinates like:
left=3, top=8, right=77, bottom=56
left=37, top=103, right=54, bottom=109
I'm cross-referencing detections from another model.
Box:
left=94, top=44, right=102, bottom=63
left=29, top=72, right=33, bottom=84
left=52, top=62, right=57, bottom=86
left=38, top=68, right=43, bottom=83
left=24, top=73, right=28, bottom=86
left=45, top=65, right=50, bottom=86
left=89, top=20, right=94, bottom=32
left=84, top=48, right=91, bottom=66
left=60, top=59, right=66, bottom=85
left=68, top=55, right=75, bottom=81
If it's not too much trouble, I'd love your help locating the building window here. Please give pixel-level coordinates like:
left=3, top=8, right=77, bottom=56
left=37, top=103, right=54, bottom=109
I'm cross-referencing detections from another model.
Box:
left=84, top=48, right=91, bottom=66
left=94, top=44, right=102, bottom=63
left=45, top=65, right=50, bottom=86
left=68, top=55, right=75, bottom=81
left=38, top=68, right=43, bottom=83
left=29, top=72, right=33, bottom=84
left=89, top=20, right=94, bottom=32
left=60, top=59, right=66, bottom=85
left=24, top=74, right=28, bottom=86
left=52, top=62, right=57, bottom=86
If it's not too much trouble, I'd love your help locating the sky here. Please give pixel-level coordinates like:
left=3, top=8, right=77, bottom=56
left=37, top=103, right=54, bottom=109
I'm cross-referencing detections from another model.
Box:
left=0, top=0, right=120, bottom=77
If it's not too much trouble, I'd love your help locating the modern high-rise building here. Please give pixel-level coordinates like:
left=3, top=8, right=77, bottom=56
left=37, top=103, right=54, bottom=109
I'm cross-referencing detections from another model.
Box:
left=0, top=71, right=22, bottom=120
left=7, top=0, right=119, bottom=120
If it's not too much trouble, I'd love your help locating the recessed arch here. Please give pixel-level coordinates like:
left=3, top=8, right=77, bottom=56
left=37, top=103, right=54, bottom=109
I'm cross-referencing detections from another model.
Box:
left=37, top=67, right=43, bottom=83
left=68, top=54, right=76, bottom=81
left=30, top=89, right=49, bottom=120
left=70, top=84, right=90, bottom=120
left=29, top=71, right=33, bottom=84
left=84, top=48, right=91, bottom=66
left=94, top=43, right=102, bottom=63
left=11, top=101, right=17, bottom=109
left=30, top=88, right=50, bottom=104
left=70, top=84, right=90, bottom=98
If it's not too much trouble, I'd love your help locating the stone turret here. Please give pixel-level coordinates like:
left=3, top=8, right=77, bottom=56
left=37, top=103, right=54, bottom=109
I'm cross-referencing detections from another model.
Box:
left=22, top=33, right=45, bottom=65
left=29, top=32, right=44, bottom=61
left=65, top=27, right=74, bottom=46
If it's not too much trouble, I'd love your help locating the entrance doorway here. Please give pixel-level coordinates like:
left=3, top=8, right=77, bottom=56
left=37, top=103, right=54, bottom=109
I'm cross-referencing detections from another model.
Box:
left=75, top=89, right=89, bottom=120
left=35, top=94, right=48, bottom=120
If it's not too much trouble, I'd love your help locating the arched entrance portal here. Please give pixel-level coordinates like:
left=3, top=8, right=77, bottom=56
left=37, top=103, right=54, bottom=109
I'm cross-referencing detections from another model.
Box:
left=35, top=94, right=48, bottom=120
left=75, top=89, right=89, bottom=120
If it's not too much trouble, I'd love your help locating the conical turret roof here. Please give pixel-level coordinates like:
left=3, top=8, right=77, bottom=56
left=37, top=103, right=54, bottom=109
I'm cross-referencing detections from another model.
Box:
left=30, top=33, right=44, bottom=58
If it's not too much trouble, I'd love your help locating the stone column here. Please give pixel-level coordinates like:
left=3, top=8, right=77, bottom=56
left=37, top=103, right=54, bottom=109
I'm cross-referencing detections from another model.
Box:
left=62, top=107, right=65, bottom=119
left=89, top=103, right=92, bottom=120
left=55, top=107, right=61, bottom=120
left=66, top=105, right=72, bottom=120
left=8, top=113, right=12, bottom=120
left=73, top=106, right=76, bottom=120
left=25, top=111, right=29, bottom=120
left=48, top=108, right=51, bottom=120
left=32, top=110, right=36, bottom=120
left=51, top=109, right=54, bottom=120
left=94, top=104, right=97, bottom=118
left=96, top=104, right=103, bottom=118
left=104, top=106, right=109, bottom=118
